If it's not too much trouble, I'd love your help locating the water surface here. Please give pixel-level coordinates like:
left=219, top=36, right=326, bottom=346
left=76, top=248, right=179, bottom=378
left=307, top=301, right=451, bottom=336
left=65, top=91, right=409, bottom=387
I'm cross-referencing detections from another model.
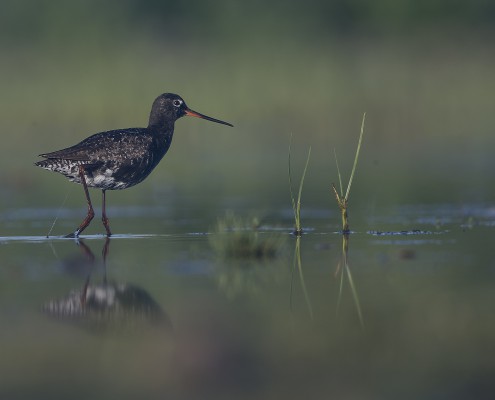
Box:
left=1, top=204, right=494, bottom=399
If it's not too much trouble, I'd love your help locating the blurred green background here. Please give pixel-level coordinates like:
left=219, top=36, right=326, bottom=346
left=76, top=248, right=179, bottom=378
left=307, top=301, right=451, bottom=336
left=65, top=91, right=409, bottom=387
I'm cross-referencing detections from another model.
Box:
left=1, top=0, right=494, bottom=227
left=2, top=3, right=495, bottom=399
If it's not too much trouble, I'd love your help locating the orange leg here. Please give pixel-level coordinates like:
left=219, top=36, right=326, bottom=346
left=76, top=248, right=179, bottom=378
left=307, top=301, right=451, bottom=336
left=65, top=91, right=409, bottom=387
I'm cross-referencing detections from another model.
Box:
left=66, top=166, right=94, bottom=238
left=101, top=189, right=112, bottom=237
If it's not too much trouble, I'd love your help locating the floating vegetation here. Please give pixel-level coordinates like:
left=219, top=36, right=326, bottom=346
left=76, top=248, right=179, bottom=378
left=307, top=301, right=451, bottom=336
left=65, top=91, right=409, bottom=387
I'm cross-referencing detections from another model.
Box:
left=288, top=134, right=311, bottom=236
left=368, top=229, right=438, bottom=236
left=332, top=113, right=366, bottom=233
left=209, top=212, right=286, bottom=259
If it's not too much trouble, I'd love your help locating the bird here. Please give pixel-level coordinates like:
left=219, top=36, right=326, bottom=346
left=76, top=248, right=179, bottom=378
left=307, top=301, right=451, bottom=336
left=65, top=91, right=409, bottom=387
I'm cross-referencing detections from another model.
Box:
left=35, top=93, right=233, bottom=238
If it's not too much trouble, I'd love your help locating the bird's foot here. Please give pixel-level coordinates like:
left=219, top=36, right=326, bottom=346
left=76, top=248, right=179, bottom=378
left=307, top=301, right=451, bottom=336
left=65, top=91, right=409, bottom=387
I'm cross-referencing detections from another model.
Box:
left=102, top=216, right=112, bottom=237
left=64, top=231, right=80, bottom=239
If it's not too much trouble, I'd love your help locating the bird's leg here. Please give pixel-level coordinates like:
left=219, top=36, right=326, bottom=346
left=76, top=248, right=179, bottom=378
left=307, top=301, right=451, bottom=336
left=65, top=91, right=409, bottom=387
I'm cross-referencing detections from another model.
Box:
left=101, top=189, right=112, bottom=237
left=66, top=166, right=94, bottom=238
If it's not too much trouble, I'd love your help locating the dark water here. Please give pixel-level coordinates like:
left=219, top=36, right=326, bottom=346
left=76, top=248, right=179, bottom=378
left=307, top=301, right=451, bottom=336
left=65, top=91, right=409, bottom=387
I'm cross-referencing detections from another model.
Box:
left=1, top=204, right=495, bottom=400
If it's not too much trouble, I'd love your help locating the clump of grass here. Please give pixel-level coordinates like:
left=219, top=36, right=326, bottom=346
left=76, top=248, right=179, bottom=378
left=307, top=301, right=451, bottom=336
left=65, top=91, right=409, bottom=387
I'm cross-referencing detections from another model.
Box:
left=332, top=113, right=366, bottom=233
left=209, top=212, right=285, bottom=259
left=288, top=134, right=311, bottom=236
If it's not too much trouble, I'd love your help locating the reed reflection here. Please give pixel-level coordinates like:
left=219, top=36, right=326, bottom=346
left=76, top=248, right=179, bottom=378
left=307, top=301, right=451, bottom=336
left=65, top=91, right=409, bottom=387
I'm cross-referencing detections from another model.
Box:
left=335, top=234, right=364, bottom=327
left=290, top=236, right=313, bottom=319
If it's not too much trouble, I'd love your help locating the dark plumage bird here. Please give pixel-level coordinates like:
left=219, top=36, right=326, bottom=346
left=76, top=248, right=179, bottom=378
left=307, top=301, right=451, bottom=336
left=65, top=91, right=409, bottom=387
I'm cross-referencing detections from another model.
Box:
left=35, top=93, right=233, bottom=237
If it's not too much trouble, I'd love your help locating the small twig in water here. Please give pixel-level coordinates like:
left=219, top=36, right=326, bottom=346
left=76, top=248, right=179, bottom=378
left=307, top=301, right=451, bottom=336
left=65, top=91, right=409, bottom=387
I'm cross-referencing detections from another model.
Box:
left=46, top=187, right=72, bottom=238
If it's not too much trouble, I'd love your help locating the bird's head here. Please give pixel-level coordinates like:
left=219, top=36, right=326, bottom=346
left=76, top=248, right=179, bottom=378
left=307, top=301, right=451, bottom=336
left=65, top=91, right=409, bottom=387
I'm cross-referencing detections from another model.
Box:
left=149, top=93, right=233, bottom=128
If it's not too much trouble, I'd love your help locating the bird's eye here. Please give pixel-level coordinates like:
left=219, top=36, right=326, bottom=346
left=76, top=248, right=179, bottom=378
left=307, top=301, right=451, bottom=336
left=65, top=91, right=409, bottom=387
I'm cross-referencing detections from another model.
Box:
left=173, top=99, right=182, bottom=107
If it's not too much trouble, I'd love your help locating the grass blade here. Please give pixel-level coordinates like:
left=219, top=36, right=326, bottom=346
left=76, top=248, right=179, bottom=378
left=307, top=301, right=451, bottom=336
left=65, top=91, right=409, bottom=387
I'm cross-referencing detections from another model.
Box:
left=288, top=133, right=297, bottom=223
left=288, top=134, right=311, bottom=235
left=297, top=146, right=312, bottom=210
left=333, top=148, right=343, bottom=197
left=344, top=112, right=366, bottom=201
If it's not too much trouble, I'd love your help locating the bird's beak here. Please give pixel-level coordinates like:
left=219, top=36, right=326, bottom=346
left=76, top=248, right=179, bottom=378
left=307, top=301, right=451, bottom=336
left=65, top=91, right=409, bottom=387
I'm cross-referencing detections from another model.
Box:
left=184, top=108, right=234, bottom=127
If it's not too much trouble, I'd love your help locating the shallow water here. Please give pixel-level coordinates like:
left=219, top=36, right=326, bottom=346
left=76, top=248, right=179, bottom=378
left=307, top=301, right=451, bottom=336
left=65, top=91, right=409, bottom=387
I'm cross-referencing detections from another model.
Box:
left=1, top=203, right=495, bottom=399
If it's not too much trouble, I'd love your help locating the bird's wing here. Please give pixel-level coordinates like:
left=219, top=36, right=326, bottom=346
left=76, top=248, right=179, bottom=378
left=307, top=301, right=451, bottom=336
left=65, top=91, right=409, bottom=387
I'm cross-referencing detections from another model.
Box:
left=39, top=146, right=91, bottom=161
left=39, top=129, right=150, bottom=162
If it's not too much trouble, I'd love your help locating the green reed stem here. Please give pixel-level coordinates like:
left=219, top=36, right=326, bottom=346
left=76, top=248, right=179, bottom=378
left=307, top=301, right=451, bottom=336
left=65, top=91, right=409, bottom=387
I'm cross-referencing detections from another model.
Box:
left=289, top=134, right=311, bottom=235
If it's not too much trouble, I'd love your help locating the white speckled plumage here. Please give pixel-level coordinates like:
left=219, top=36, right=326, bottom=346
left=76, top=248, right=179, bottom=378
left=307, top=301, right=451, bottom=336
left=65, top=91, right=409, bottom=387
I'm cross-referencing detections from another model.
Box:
left=35, top=128, right=173, bottom=190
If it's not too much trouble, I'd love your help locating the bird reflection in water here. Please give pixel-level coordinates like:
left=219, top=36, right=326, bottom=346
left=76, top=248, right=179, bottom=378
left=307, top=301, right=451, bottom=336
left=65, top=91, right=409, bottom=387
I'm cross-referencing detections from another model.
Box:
left=43, top=238, right=172, bottom=333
